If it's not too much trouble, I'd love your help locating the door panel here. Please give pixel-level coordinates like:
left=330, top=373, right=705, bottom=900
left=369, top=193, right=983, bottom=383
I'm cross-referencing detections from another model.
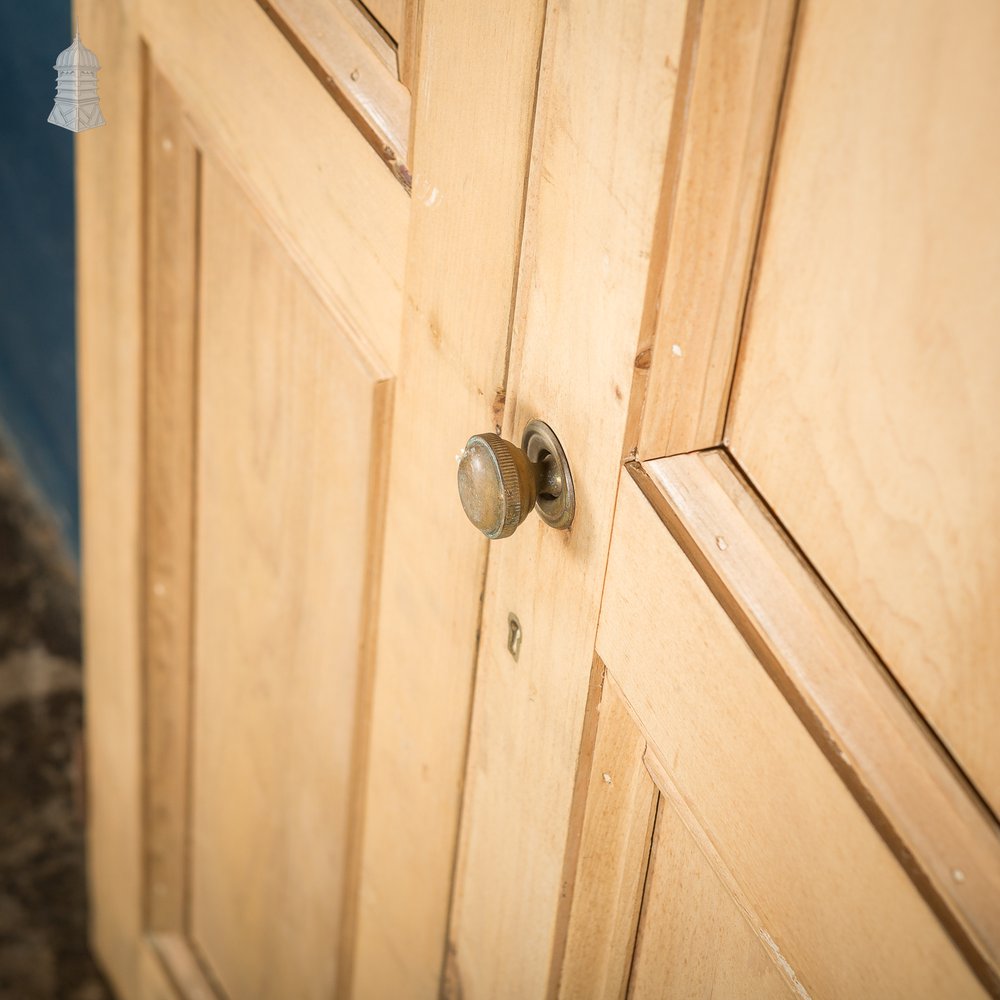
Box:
left=187, top=156, right=391, bottom=999
left=590, top=473, right=986, bottom=999
left=629, top=796, right=792, bottom=1000
left=727, top=0, right=1000, bottom=812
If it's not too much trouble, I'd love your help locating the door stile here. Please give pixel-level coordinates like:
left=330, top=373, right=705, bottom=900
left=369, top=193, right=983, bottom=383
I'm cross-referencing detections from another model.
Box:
left=349, top=3, right=549, bottom=997
left=447, top=1, right=690, bottom=994
left=77, top=0, right=146, bottom=994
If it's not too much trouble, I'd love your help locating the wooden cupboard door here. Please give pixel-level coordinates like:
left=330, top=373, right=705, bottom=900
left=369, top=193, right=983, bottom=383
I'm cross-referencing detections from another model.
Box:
left=78, top=0, right=545, bottom=997
left=447, top=0, right=1000, bottom=996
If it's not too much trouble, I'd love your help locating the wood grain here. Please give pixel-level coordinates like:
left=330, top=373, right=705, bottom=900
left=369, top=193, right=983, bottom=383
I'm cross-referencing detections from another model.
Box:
left=727, top=0, right=1000, bottom=815
left=137, top=0, right=409, bottom=371
left=142, top=67, right=199, bottom=936
left=597, top=470, right=987, bottom=999
left=628, top=796, right=793, bottom=1000
left=349, top=2, right=547, bottom=996
left=76, top=0, right=144, bottom=994
left=255, top=0, right=412, bottom=186
left=632, top=450, right=1000, bottom=993
left=188, top=156, right=391, bottom=1000
left=557, top=677, right=657, bottom=1000
left=631, top=0, right=796, bottom=459
left=447, top=1, right=689, bottom=995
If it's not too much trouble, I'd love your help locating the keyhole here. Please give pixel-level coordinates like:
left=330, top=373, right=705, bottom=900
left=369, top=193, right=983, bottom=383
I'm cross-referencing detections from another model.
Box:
left=507, top=613, right=522, bottom=661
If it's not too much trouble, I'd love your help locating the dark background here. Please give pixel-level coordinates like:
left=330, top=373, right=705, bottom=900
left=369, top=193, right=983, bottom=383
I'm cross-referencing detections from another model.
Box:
left=0, top=0, right=79, bottom=557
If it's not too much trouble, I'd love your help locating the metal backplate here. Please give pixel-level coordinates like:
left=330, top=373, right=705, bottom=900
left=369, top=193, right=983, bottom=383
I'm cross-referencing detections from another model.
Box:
left=522, top=419, right=575, bottom=530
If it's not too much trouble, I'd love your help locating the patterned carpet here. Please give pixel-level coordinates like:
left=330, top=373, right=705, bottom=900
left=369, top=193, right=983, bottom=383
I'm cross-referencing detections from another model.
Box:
left=0, top=446, right=111, bottom=999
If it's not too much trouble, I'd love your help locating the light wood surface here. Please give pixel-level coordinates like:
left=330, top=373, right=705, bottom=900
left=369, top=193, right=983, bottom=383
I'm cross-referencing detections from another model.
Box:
left=254, top=0, right=412, bottom=185
left=350, top=2, right=547, bottom=997
left=727, top=0, right=1000, bottom=814
left=631, top=0, right=795, bottom=459
left=558, top=676, right=657, bottom=1000
left=365, top=0, right=405, bottom=46
left=76, top=0, right=144, bottom=995
left=634, top=450, right=1000, bottom=992
left=187, top=156, right=391, bottom=999
left=448, top=1, right=689, bottom=995
left=629, top=796, right=792, bottom=1000
left=596, top=471, right=986, bottom=999
left=142, top=67, right=199, bottom=936
left=140, top=936, right=217, bottom=1000
left=137, top=0, right=409, bottom=370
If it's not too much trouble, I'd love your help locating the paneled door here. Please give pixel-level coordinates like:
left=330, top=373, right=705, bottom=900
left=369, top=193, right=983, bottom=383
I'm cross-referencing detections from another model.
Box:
left=78, top=0, right=546, bottom=996
left=78, top=1, right=1000, bottom=999
left=445, top=0, right=1000, bottom=997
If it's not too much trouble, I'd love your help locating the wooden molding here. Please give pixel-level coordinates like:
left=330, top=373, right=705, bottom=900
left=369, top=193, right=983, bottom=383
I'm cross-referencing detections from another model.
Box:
left=626, top=0, right=797, bottom=461
left=629, top=450, right=1000, bottom=995
left=255, top=0, right=412, bottom=189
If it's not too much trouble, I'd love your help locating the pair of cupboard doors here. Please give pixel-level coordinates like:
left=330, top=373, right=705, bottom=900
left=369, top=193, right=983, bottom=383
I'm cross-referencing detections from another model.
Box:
left=78, top=0, right=1000, bottom=996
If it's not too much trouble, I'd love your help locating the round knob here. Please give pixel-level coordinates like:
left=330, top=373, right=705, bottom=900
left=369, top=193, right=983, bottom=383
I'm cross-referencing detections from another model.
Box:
left=457, top=420, right=575, bottom=539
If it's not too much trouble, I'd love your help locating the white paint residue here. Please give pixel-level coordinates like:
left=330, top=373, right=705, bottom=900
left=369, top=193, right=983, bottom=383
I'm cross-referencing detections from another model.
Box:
left=952, top=868, right=966, bottom=883
left=411, top=175, right=443, bottom=208
left=602, top=772, right=612, bottom=785
left=671, top=343, right=683, bottom=357
left=760, top=930, right=812, bottom=1000
left=716, top=536, right=728, bottom=551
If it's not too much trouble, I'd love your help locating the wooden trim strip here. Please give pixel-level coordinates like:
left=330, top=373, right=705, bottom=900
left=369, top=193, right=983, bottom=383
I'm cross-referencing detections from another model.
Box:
left=255, top=0, right=412, bottom=189
left=556, top=669, right=658, bottom=1000
left=142, top=65, right=200, bottom=938
left=630, top=450, right=1000, bottom=995
left=628, top=0, right=797, bottom=461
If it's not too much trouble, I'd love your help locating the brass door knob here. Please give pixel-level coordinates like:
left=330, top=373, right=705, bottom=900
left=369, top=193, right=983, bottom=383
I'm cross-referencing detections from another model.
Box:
left=457, top=419, right=575, bottom=539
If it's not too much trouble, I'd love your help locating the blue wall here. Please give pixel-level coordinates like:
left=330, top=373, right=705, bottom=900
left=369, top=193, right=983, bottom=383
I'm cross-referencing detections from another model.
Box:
left=0, top=1, right=78, bottom=555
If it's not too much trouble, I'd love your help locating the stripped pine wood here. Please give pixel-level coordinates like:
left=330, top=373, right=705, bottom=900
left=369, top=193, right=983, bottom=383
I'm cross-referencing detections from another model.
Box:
left=628, top=796, right=793, bottom=1000
left=630, top=0, right=796, bottom=460
left=398, top=1, right=422, bottom=95
left=140, top=936, right=217, bottom=1000
left=557, top=676, right=657, bottom=1000
left=188, top=156, right=392, bottom=1000
left=136, top=0, right=409, bottom=370
left=726, top=0, right=1000, bottom=815
left=142, top=67, right=199, bottom=936
left=254, top=0, right=411, bottom=184
left=632, top=450, right=1000, bottom=992
left=75, top=0, right=144, bottom=995
left=350, top=3, right=547, bottom=996
left=596, top=471, right=987, bottom=999
left=364, top=0, right=405, bottom=48
left=447, top=1, right=689, bottom=994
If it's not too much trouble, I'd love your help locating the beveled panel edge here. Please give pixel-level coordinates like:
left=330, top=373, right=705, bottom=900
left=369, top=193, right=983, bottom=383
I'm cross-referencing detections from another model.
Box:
left=256, top=0, right=412, bottom=189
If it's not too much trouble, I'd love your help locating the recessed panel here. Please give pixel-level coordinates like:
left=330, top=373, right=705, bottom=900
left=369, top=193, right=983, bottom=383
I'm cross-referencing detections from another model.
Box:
left=728, top=0, right=1000, bottom=811
left=189, top=156, right=390, bottom=999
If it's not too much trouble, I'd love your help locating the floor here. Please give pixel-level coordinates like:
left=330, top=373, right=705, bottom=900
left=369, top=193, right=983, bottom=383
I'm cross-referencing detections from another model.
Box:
left=0, top=444, right=112, bottom=999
